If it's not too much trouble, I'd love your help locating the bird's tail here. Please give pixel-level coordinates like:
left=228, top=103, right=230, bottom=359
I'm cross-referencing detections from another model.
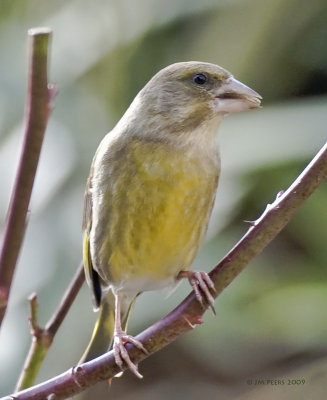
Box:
left=79, top=289, right=136, bottom=364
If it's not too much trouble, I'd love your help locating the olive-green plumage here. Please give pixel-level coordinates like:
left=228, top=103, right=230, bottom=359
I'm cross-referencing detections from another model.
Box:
left=80, top=61, right=261, bottom=375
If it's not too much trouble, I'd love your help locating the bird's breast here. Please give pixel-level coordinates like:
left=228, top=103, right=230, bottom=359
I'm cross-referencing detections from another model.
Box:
left=91, top=138, right=220, bottom=292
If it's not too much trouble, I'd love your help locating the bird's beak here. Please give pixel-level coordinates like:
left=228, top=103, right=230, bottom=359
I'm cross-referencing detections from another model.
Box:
left=214, top=77, right=262, bottom=114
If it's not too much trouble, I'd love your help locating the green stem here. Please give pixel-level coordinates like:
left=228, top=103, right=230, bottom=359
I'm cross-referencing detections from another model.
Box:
left=16, top=293, right=52, bottom=390
left=15, top=263, right=85, bottom=391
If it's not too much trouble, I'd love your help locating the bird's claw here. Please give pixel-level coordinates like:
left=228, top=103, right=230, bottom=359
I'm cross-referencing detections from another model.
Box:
left=178, top=270, right=216, bottom=314
left=113, top=331, right=148, bottom=379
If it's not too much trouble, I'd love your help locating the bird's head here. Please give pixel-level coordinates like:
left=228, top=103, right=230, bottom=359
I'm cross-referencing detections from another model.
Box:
left=139, top=61, right=261, bottom=129
left=118, top=61, right=261, bottom=139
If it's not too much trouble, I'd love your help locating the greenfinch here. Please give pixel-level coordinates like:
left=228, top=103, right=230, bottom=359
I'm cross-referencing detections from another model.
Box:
left=81, top=61, right=261, bottom=377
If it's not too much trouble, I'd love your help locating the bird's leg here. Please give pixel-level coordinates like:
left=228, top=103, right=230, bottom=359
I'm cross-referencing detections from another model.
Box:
left=177, top=270, right=216, bottom=314
left=113, top=294, right=148, bottom=379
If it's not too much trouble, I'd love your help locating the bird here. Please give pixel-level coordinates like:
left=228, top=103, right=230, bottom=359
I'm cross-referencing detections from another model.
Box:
left=80, top=61, right=261, bottom=378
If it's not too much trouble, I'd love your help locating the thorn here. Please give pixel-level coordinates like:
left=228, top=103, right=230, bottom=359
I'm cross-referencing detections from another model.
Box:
left=47, top=83, right=58, bottom=101
left=71, top=365, right=84, bottom=388
left=243, top=219, right=256, bottom=226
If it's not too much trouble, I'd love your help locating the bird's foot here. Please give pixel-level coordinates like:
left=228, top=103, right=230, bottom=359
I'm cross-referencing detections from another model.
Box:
left=113, top=330, right=148, bottom=379
left=178, top=270, right=216, bottom=314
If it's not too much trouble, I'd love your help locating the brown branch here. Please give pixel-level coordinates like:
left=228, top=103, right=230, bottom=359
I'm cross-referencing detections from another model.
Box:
left=4, top=141, right=326, bottom=400
left=45, top=262, right=85, bottom=337
left=209, top=141, right=327, bottom=295
left=0, top=28, right=54, bottom=327
left=15, top=263, right=85, bottom=391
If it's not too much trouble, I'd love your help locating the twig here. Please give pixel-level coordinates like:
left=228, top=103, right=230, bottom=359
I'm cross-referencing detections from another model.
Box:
left=28, top=294, right=40, bottom=335
left=15, top=262, right=85, bottom=391
left=0, top=28, right=54, bottom=328
left=209, top=141, right=327, bottom=295
left=4, top=141, right=326, bottom=400
left=45, top=263, right=85, bottom=338
left=14, top=294, right=51, bottom=392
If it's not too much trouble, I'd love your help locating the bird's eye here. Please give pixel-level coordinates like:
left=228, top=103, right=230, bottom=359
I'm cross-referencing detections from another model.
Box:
left=192, top=73, right=208, bottom=85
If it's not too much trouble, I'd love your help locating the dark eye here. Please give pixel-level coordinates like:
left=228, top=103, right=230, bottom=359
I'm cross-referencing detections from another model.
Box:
left=192, top=73, right=207, bottom=85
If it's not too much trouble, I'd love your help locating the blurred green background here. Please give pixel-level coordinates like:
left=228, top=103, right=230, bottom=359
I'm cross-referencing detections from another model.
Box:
left=0, top=0, right=326, bottom=399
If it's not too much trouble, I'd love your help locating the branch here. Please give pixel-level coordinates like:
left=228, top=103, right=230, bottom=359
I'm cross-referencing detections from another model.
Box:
left=4, top=142, right=326, bottom=400
left=15, top=263, right=85, bottom=391
left=209, top=141, right=327, bottom=295
left=0, top=28, right=54, bottom=327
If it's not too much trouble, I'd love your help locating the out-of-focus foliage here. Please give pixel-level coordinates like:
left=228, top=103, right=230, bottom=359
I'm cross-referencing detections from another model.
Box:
left=0, top=0, right=326, bottom=398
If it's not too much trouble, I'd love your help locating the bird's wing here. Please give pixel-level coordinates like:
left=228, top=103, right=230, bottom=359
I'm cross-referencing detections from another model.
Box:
left=82, top=164, right=102, bottom=309
left=82, top=169, right=93, bottom=233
